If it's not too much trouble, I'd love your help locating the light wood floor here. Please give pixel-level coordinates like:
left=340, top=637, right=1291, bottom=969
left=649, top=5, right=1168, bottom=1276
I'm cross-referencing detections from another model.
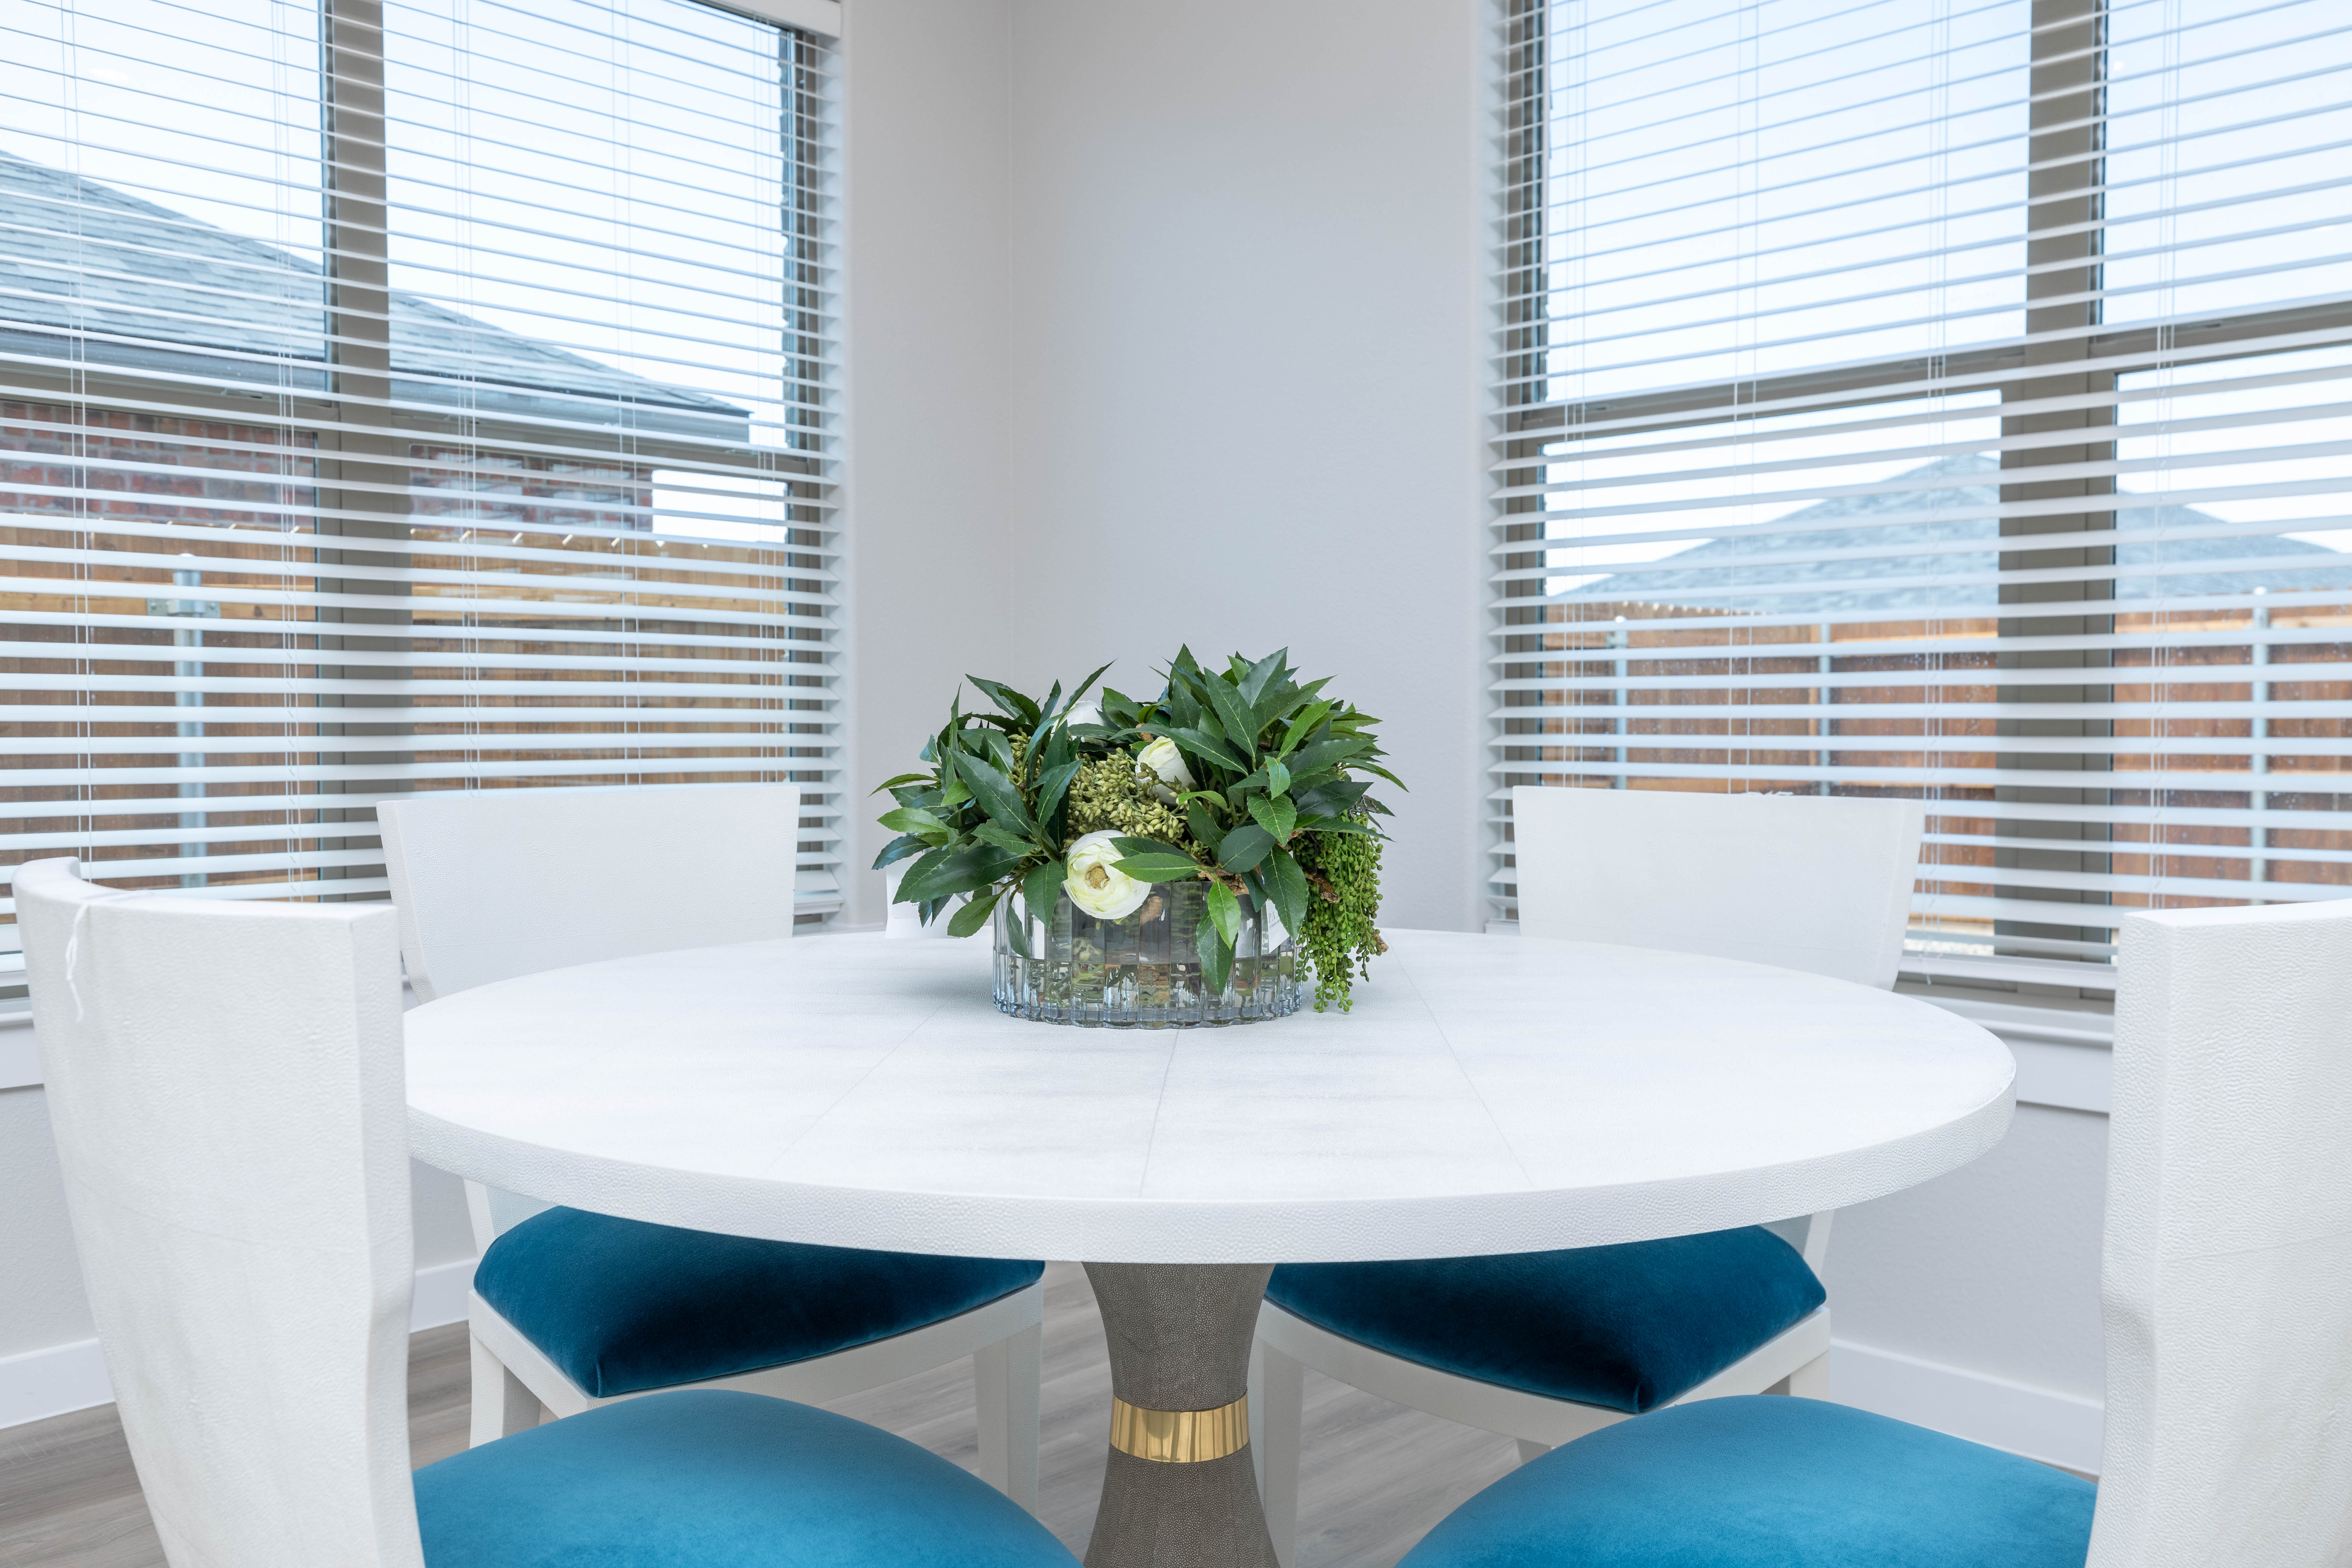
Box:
left=0, top=1264, right=1519, bottom=1568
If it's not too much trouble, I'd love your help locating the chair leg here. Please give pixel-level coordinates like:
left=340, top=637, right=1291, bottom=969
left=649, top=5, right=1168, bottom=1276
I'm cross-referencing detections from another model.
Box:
left=974, top=1324, right=1042, bottom=1513
left=1785, top=1350, right=1831, bottom=1399
left=468, top=1333, right=543, bottom=1448
left=1515, top=1438, right=1553, bottom=1466
left=1250, top=1341, right=1304, bottom=1568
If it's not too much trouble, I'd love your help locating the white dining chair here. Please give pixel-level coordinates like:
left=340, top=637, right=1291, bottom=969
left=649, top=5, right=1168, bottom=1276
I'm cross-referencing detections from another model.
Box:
left=1251, top=786, right=1926, bottom=1563
left=10, top=858, right=1077, bottom=1568
left=1397, top=894, right=2352, bottom=1567
left=378, top=784, right=1046, bottom=1510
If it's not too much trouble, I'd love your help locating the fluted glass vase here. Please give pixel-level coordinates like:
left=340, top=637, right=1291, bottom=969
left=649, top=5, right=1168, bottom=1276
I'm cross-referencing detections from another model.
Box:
left=992, top=881, right=1304, bottom=1027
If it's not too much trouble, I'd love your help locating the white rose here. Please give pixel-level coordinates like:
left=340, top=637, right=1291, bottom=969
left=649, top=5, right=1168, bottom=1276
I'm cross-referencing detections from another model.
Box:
left=1063, top=829, right=1151, bottom=920
left=1136, top=735, right=1194, bottom=803
left=1065, top=700, right=1104, bottom=728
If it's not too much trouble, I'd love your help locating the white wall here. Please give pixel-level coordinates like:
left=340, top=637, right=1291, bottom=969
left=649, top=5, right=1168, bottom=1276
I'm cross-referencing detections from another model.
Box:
left=995, top=0, right=1491, bottom=933
left=1822, top=1099, right=2110, bottom=1471
left=0, top=1085, right=88, bottom=1361
left=839, top=0, right=1017, bottom=929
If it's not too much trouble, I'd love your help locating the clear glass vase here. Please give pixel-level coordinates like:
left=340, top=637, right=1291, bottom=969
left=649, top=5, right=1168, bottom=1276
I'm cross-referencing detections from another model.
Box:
left=992, top=880, right=1305, bottom=1027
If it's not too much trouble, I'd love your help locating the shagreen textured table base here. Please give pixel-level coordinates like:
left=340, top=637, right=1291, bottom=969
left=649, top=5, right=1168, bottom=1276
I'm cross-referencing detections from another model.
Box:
left=1083, top=1263, right=1279, bottom=1568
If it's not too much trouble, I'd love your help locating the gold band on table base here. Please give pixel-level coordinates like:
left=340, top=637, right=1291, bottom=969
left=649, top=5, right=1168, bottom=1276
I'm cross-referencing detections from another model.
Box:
left=1108, top=1394, right=1251, bottom=1464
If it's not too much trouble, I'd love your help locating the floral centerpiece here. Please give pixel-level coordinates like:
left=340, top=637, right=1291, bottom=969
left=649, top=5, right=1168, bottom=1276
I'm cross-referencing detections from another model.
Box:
left=873, top=648, right=1399, bottom=1022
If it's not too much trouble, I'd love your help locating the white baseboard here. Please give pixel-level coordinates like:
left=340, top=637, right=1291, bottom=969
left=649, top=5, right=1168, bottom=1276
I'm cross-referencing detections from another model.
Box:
left=0, top=1257, right=480, bottom=1431
left=0, top=1025, right=40, bottom=1091
left=1830, top=1337, right=2104, bottom=1475
left=410, top=1256, right=478, bottom=1332
left=0, top=1336, right=109, bottom=1430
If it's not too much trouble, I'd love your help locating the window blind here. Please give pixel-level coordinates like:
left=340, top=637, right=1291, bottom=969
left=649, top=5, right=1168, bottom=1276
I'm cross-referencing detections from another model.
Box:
left=1492, top=0, right=2352, bottom=1006
left=0, top=0, right=841, bottom=1010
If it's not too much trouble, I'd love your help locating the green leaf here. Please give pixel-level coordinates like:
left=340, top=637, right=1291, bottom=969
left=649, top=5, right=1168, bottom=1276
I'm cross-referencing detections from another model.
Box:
left=947, top=884, right=1005, bottom=938
left=1236, top=648, right=1289, bottom=708
left=871, top=832, right=931, bottom=871
left=1202, top=877, right=1242, bottom=946
left=1266, top=759, right=1291, bottom=798
left=878, top=806, right=953, bottom=844
left=1111, top=836, right=1191, bottom=860
left=950, top=750, right=1035, bottom=836
left=1022, top=859, right=1066, bottom=923
left=1067, top=661, right=1114, bottom=709
left=1202, top=675, right=1262, bottom=757
left=975, top=725, right=1021, bottom=781
left=1247, top=793, right=1297, bottom=844
left=939, top=775, right=971, bottom=808
left=1294, top=778, right=1371, bottom=816
left=1286, top=734, right=1371, bottom=779
left=1168, top=726, right=1248, bottom=775
left=1186, top=800, right=1228, bottom=854
left=972, top=821, right=1037, bottom=856
left=897, top=843, right=1024, bottom=905
left=1022, top=684, right=1062, bottom=771
left=1277, top=702, right=1334, bottom=758
left=1264, top=846, right=1310, bottom=943
left=1196, top=917, right=1234, bottom=995
left=1034, top=759, right=1081, bottom=829
left=1110, top=837, right=1201, bottom=883
left=1162, top=678, right=1201, bottom=733
left=870, top=772, right=932, bottom=795
left=1355, top=761, right=1409, bottom=791
left=1003, top=911, right=1032, bottom=959
left=965, top=675, right=1041, bottom=726
left=1217, top=823, right=1275, bottom=874
left=1114, top=854, right=1203, bottom=883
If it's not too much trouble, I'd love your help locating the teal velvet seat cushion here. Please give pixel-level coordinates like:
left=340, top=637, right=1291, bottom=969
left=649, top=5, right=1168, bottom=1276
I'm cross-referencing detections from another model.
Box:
left=473, top=1207, right=1044, bottom=1397
left=416, top=1388, right=1077, bottom=1567
left=1398, top=1395, right=2096, bottom=1567
left=1265, top=1228, right=1823, bottom=1413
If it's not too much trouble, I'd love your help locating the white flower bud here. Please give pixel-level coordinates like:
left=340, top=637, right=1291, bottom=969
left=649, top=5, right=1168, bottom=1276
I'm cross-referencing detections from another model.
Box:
left=1135, top=735, right=1194, bottom=803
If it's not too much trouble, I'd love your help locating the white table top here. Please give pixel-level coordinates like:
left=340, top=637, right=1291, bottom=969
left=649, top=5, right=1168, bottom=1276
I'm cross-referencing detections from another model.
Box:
left=406, top=929, right=2015, bottom=1263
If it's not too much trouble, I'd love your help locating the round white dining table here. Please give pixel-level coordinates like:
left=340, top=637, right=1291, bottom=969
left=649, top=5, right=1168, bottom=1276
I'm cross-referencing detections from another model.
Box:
left=406, top=928, right=2015, bottom=1568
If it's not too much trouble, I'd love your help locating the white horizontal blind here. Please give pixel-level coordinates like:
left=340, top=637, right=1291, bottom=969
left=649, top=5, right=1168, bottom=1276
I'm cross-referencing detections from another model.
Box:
left=1492, top=0, right=2352, bottom=1000
left=0, top=0, right=841, bottom=1008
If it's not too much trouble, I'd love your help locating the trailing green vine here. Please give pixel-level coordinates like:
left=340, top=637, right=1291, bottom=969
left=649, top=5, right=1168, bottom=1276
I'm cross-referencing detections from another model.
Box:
left=1296, top=826, right=1386, bottom=1011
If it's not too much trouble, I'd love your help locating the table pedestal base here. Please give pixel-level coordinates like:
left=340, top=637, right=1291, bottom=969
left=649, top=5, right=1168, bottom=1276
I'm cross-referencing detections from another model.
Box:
left=1083, top=1263, right=1279, bottom=1568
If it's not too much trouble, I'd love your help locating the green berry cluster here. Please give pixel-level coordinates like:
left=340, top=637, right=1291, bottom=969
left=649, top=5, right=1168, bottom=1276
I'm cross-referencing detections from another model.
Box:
left=1296, top=827, right=1385, bottom=1012
left=1064, top=755, right=1191, bottom=848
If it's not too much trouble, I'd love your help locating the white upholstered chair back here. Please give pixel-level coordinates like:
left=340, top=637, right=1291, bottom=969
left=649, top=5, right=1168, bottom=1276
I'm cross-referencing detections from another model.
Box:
left=380, top=783, right=799, bottom=1244
left=377, top=782, right=800, bottom=1002
left=2087, top=898, right=2352, bottom=1568
left=15, top=858, right=423, bottom=1568
left=1510, top=786, right=1926, bottom=989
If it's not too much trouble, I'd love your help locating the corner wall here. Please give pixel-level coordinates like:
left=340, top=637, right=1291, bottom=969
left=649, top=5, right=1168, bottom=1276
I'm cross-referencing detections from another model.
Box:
left=839, top=0, right=1018, bottom=927
left=998, top=0, right=1491, bottom=934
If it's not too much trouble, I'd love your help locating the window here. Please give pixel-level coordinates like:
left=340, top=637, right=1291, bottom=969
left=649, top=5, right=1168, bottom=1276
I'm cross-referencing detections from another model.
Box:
left=1492, top=0, right=2352, bottom=1009
left=0, top=0, right=842, bottom=1008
